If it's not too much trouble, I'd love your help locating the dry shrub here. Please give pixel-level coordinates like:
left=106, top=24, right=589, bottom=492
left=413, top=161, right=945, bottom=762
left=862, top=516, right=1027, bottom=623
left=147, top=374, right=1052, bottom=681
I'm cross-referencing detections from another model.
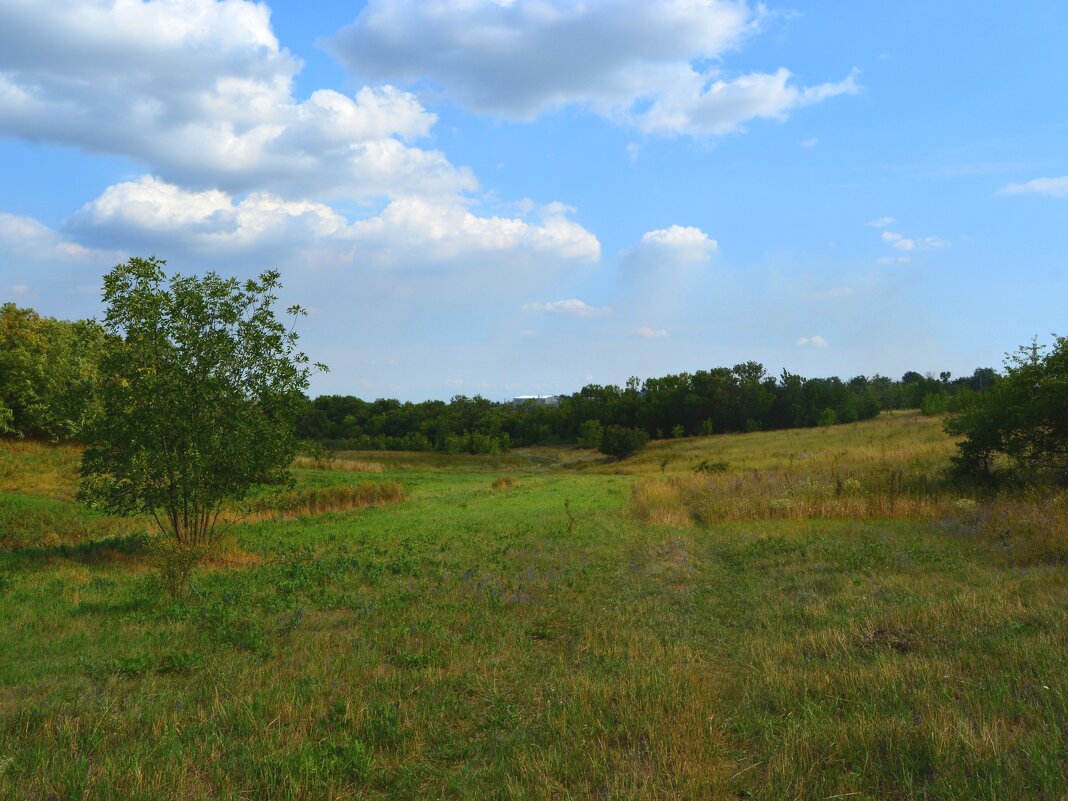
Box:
left=235, top=481, right=405, bottom=523
left=492, top=476, right=519, bottom=491
left=292, top=456, right=384, bottom=473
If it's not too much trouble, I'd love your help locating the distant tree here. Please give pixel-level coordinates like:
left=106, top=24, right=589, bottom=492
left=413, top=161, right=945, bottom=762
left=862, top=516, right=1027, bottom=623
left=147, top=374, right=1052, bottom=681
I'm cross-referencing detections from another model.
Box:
left=577, top=419, right=603, bottom=448
left=947, top=336, right=1068, bottom=481
left=818, top=407, right=838, bottom=427
left=79, top=257, right=323, bottom=592
left=599, top=425, right=649, bottom=460
left=0, top=303, right=105, bottom=440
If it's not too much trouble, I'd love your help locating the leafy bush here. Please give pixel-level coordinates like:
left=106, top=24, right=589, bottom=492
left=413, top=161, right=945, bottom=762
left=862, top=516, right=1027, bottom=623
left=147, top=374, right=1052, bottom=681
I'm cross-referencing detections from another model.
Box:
left=947, top=336, right=1068, bottom=482
left=577, top=419, right=603, bottom=448
left=599, top=425, right=649, bottom=460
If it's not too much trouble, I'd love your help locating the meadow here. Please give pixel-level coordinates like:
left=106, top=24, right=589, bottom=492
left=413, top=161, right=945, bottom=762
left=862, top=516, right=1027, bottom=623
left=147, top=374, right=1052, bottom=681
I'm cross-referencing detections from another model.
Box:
left=0, top=412, right=1065, bottom=800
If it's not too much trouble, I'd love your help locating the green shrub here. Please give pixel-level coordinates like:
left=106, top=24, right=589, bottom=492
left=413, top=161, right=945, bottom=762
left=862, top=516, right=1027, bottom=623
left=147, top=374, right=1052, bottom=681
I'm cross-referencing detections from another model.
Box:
left=599, top=425, right=649, bottom=460
left=577, top=419, right=603, bottom=448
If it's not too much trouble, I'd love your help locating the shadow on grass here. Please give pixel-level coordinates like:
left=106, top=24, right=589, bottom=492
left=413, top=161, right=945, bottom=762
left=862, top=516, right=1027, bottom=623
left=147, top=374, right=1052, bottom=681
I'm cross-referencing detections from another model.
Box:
left=0, top=530, right=151, bottom=570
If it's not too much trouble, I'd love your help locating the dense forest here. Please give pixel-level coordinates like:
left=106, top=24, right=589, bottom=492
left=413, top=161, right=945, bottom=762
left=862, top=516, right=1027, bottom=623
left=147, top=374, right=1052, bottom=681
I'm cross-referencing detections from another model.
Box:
left=0, top=302, right=998, bottom=453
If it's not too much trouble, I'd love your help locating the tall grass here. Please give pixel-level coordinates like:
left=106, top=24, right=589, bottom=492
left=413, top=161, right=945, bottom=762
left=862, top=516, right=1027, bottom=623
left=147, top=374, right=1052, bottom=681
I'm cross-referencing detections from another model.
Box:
left=292, top=456, right=385, bottom=473
left=234, top=481, right=405, bottom=523
left=631, top=469, right=958, bottom=524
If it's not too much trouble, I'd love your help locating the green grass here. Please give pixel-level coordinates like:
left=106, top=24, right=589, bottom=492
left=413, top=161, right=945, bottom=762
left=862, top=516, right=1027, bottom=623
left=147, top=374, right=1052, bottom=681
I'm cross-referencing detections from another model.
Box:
left=0, top=417, right=1066, bottom=799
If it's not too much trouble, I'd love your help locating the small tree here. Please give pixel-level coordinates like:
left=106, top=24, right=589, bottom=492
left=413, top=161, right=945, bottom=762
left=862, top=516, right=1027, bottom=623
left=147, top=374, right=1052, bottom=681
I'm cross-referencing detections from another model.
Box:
left=599, top=425, right=649, bottom=460
left=947, top=336, right=1068, bottom=482
left=577, top=419, right=603, bottom=448
left=79, top=258, right=324, bottom=590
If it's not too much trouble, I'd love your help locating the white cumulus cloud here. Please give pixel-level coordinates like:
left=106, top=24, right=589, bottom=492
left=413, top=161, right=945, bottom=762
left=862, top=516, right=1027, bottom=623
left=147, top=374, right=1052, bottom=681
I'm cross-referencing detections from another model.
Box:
left=881, top=231, right=915, bottom=251
left=523, top=299, right=611, bottom=317
left=636, top=326, right=669, bottom=338
left=0, top=211, right=111, bottom=263
left=625, top=225, right=718, bottom=268
left=797, top=335, right=827, bottom=347
left=919, top=236, right=949, bottom=249
left=999, top=176, right=1068, bottom=198
left=0, top=0, right=472, bottom=200
left=67, top=176, right=601, bottom=266
left=328, top=0, right=859, bottom=137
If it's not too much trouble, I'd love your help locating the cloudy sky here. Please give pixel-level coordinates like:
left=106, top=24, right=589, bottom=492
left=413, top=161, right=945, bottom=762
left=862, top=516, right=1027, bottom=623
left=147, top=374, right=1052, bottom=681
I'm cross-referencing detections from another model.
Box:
left=1, top=1, right=1065, bottom=400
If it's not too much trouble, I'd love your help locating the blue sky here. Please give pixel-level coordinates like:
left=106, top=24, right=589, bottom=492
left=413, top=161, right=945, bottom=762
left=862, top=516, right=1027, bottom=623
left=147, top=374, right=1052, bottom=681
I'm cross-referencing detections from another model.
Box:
left=1, top=1, right=1065, bottom=401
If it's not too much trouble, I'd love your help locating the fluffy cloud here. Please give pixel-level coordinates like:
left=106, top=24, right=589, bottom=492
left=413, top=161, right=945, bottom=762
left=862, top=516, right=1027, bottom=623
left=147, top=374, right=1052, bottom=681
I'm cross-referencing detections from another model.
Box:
left=0, top=211, right=111, bottom=263
left=797, top=335, right=827, bottom=347
left=523, top=299, right=611, bottom=317
left=999, top=176, right=1068, bottom=198
left=0, top=211, right=120, bottom=316
left=868, top=216, right=895, bottom=228
left=67, top=176, right=600, bottom=265
left=625, top=225, right=718, bottom=268
left=878, top=229, right=949, bottom=257
left=636, top=326, right=669, bottom=338
left=329, top=0, right=858, bottom=136
left=0, top=0, right=472, bottom=199
left=350, top=198, right=600, bottom=265
left=881, top=231, right=915, bottom=251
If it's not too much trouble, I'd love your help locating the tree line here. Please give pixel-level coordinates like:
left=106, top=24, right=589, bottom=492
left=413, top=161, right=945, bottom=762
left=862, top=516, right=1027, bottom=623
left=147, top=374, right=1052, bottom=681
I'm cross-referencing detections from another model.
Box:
left=0, top=300, right=1001, bottom=451
left=295, top=364, right=1000, bottom=453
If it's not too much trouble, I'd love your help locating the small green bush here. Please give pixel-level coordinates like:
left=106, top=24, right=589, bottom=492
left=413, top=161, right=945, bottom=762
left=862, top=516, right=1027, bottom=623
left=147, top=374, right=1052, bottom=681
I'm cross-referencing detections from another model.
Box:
left=599, top=425, right=649, bottom=460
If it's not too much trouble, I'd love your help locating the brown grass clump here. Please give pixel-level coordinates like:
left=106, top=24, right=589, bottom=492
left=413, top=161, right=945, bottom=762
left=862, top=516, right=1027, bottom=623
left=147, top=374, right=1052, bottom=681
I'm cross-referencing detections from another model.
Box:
left=491, top=476, right=519, bottom=491
left=234, top=481, right=405, bottom=523
left=292, top=456, right=385, bottom=473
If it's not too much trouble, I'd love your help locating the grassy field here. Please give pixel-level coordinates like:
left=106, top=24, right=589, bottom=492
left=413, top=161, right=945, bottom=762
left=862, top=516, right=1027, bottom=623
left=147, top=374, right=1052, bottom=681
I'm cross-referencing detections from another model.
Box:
left=0, top=412, right=1066, bottom=800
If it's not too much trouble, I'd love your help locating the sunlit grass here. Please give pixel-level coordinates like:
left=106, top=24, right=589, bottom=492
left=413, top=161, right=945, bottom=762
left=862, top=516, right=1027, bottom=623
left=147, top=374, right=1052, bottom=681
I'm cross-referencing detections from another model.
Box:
left=0, top=415, right=1065, bottom=799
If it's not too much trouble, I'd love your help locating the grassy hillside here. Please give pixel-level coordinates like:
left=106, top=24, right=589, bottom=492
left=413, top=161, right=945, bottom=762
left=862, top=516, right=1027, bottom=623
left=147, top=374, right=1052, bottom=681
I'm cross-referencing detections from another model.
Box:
left=0, top=415, right=1065, bottom=800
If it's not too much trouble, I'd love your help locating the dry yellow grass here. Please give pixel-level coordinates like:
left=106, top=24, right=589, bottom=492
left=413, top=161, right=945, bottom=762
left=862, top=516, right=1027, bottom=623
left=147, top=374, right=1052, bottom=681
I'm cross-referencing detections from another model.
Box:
left=629, top=411, right=961, bottom=525
left=292, top=456, right=385, bottom=473
left=231, top=481, right=405, bottom=523
left=626, top=411, right=1068, bottom=565
left=617, top=410, right=956, bottom=477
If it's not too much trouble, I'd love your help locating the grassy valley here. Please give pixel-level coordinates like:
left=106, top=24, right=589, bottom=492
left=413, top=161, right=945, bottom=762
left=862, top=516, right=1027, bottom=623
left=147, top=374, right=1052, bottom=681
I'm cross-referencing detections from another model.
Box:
left=0, top=412, right=1065, bottom=799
